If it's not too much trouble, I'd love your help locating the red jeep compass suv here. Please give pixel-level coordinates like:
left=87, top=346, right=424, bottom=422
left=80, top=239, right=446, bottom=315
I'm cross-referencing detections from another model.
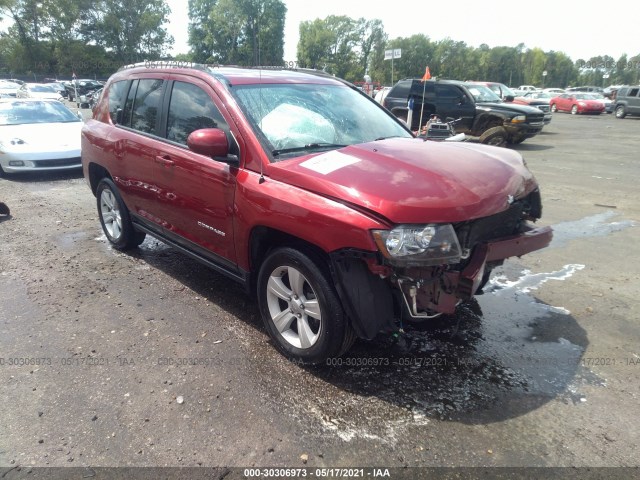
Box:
left=81, top=63, right=553, bottom=364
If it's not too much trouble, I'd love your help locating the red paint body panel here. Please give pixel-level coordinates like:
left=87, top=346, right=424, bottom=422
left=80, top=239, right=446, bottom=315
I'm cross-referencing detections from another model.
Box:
left=268, top=138, right=537, bottom=224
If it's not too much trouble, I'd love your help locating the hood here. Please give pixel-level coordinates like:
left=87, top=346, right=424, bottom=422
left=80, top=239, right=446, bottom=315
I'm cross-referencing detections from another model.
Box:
left=268, top=138, right=538, bottom=224
left=476, top=101, right=543, bottom=116
left=514, top=97, right=551, bottom=106
left=0, top=122, right=82, bottom=152
left=29, top=92, right=62, bottom=100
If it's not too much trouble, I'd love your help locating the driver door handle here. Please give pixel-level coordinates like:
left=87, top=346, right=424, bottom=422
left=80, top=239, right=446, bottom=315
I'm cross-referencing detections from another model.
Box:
left=154, top=155, right=174, bottom=167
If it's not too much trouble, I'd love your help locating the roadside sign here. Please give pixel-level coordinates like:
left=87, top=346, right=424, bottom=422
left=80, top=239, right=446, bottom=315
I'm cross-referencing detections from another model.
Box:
left=384, top=49, right=402, bottom=60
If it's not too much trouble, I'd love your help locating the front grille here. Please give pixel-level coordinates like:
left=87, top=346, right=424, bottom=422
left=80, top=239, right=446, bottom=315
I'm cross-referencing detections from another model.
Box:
left=35, top=157, right=81, bottom=168
left=527, top=112, right=545, bottom=123
left=454, top=189, right=542, bottom=253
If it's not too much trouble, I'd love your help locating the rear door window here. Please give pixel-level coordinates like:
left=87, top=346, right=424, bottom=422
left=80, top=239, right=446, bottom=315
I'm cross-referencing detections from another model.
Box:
left=108, top=80, right=129, bottom=124
left=130, top=79, right=164, bottom=134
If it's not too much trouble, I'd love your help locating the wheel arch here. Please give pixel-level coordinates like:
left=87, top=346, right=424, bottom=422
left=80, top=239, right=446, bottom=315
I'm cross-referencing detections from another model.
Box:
left=248, top=226, right=331, bottom=295
left=472, top=112, right=506, bottom=135
left=87, top=162, right=113, bottom=196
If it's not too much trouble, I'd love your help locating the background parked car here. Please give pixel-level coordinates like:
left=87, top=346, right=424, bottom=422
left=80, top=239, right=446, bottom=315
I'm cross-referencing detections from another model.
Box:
left=566, top=86, right=604, bottom=94
left=16, top=83, right=64, bottom=101
left=0, top=98, right=83, bottom=175
left=466, top=82, right=552, bottom=126
left=587, top=93, right=614, bottom=113
left=543, top=88, right=565, bottom=95
left=64, top=79, right=103, bottom=102
left=550, top=93, right=605, bottom=115
left=43, top=81, right=69, bottom=99
left=374, top=86, right=391, bottom=104
left=603, top=85, right=623, bottom=99
left=0, top=80, right=21, bottom=97
left=613, top=85, right=640, bottom=118
left=384, top=79, right=545, bottom=145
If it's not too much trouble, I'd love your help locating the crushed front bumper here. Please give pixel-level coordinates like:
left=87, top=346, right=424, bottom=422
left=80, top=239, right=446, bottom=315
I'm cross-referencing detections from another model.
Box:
left=400, top=224, right=553, bottom=316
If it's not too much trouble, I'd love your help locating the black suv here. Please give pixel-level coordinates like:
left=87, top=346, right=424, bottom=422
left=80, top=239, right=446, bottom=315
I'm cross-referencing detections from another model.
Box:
left=383, top=79, right=545, bottom=145
left=613, top=86, right=640, bottom=118
left=64, top=79, right=103, bottom=102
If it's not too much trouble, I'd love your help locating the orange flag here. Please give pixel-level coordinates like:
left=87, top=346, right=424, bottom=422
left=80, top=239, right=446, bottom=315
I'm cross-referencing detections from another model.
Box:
left=422, top=66, right=431, bottom=81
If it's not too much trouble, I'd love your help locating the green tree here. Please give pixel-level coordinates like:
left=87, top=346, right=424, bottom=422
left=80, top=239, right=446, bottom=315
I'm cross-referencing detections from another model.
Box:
left=382, top=34, right=434, bottom=84
left=188, top=0, right=217, bottom=63
left=297, top=18, right=333, bottom=70
left=297, top=15, right=363, bottom=80
left=356, top=18, right=386, bottom=80
left=190, top=0, right=286, bottom=66
left=92, top=0, right=173, bottom=63
left=0, top=0, right=173, bottom=76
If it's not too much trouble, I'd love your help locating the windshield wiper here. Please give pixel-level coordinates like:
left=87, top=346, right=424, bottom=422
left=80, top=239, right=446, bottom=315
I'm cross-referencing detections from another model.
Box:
left=374, top=135, right=404, bottom=141
left=272, top=143, right=347, bottom=157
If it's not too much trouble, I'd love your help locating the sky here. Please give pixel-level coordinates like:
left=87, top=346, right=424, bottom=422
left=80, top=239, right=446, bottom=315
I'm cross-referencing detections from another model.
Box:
left=166, top=0, right=639, bottom=65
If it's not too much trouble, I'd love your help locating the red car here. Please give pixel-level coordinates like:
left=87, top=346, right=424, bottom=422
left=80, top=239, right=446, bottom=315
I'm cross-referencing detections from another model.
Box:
left=81, top=63, right=552, bottom=364
left=550, top=93, right=605, bottom=115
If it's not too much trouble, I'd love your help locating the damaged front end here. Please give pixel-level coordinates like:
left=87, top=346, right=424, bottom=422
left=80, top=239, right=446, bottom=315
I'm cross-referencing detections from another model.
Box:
left=330, top=189, right=553, bottom=339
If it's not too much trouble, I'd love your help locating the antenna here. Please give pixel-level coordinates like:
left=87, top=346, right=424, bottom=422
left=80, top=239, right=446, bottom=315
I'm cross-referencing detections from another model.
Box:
left=257, top=4, right=266, bottom=185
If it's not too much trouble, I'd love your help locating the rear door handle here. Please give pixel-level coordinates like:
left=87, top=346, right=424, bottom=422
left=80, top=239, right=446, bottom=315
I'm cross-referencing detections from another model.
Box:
left=154, top=155, right=174, bottom=167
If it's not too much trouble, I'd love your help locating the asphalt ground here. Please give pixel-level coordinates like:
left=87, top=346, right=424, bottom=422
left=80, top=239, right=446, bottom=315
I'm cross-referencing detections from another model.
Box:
left=0, top=108, right=639, bottom=479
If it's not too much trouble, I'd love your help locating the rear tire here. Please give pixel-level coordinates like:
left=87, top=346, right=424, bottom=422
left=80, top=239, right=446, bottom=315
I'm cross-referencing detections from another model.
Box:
left=571, top=105, right=578, bottom=115
left=550, top=103, right=558, bottom=113
left=257, top=247, right=355, bottom=364
left=479, top=126, right=507, bottom=147
left=96, top=178, right=146, bottom=250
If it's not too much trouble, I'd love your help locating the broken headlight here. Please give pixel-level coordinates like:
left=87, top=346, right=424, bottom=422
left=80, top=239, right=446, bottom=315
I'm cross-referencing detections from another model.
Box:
left=372, top=224, right=462, bottom=266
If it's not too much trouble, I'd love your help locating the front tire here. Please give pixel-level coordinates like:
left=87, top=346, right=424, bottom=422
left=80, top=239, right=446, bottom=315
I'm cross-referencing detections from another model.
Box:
left=96, top=178, right=146, bottom=250
left=479, top=126, right=507, bottom=147
left=257, top=247, right=354, bottom=364
left=615, top=105, right=626, bottom=119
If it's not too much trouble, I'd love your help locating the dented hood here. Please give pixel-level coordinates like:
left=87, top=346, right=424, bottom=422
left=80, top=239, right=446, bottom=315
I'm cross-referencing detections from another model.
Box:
left=267, top=138, right=538, bottom=224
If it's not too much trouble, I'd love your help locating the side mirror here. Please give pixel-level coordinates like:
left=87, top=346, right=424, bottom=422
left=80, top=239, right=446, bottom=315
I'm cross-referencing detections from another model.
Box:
left=187, top=128, right=238, bottom=165
left=504, top=95, right=515, bottom=102
left=458, top=96, right=466, bottom=105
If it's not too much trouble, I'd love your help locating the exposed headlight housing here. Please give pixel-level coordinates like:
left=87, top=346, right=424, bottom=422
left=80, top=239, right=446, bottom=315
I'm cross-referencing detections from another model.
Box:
left=372, top=224, right=462, bottom=266
left=511, top=115, right=526, bottom=123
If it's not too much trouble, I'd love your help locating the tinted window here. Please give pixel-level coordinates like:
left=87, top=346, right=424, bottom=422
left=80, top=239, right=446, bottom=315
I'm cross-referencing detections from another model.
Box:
left=629, top=88, right=639, bottom=97
left=131, top=79, right=163, bottom=134
left=120, top=79, right=138, bottom=127
left=436, top=84, right=462, bottom=98
left=410, top=81, right=434, bottom=98
left=389, top=81, right=411, bottom=99
left=108, top=80, right=129, bottom=124
left=166, top=82, right=228, bottom=145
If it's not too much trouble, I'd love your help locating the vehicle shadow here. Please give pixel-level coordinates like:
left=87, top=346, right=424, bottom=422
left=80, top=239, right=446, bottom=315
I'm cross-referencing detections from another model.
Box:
left=126, top=240, right=590, bottom=427
left=511, top=143, right=554, bottom=151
